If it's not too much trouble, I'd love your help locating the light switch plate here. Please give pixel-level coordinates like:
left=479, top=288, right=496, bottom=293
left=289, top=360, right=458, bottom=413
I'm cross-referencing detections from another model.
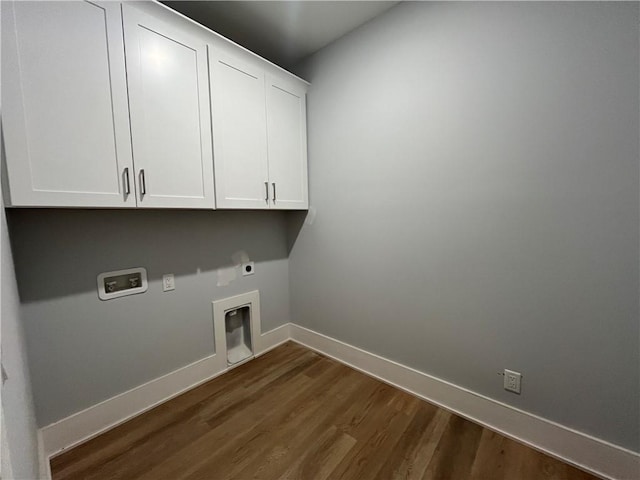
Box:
left=163, top=274, right=175, bottom=292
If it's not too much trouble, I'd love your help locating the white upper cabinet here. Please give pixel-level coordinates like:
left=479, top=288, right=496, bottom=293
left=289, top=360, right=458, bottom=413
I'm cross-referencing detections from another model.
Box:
left=210, top=51, right=309, bottom=210
left=210, top=50, right=270, bottom=209
left=266, top=75, right=309, bottom=210
left=122, top=4, right=215, bottom=209
left=2, top=1, right=307, bottom=210
left=2, top=1, right=135, bottom=207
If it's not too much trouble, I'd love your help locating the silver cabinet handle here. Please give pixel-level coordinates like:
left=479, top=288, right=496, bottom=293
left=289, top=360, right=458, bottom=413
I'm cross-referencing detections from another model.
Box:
left=139, top=169, right=146, bottom=195
left=265, top=181, right=269, bottom=203
left=123, top=168, right=131, bottom=195
left=272, top=182, right=276, bottom=203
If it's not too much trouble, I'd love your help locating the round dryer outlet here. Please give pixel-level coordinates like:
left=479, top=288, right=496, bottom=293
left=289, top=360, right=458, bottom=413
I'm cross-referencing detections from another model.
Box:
left=242, top=262, right=255, bottom=276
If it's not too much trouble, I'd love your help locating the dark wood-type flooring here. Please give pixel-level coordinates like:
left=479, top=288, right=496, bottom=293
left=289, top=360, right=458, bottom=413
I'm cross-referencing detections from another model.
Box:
left=51, top=342, right=598, bottom=480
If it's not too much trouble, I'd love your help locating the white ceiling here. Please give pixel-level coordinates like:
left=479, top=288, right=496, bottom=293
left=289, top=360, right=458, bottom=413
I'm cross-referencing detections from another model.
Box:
left=161, top=1, right=400, bottom=69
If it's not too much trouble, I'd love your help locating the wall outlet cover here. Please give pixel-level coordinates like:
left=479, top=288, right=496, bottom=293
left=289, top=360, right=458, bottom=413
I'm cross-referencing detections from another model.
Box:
left=163, top=274, right=175, bottom=292
left=504, top=369, right=522, bottom=394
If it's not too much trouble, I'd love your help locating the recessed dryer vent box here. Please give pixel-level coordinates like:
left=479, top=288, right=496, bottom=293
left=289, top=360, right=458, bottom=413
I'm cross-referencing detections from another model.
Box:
left=212, top=290, right=261, bottom=371
left=225, top=306, right=253, bottom=365
left=97, top=267, right=148, bottom=300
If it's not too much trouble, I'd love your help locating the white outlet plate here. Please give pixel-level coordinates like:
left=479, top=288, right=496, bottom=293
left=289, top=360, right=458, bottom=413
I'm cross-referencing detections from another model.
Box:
left=504, top=369, right=522, bottom=394
left=162, top=274, right=175, bottom=292
left=242, top=262, right=255, bottom=276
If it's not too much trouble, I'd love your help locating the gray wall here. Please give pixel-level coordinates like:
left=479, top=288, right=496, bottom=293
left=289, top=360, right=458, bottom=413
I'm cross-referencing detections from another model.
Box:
left=291, top=1, right=639, bottom=451
left=2, top=162, right=40, bottom=477
left=8, top=209, right=291, bottom=427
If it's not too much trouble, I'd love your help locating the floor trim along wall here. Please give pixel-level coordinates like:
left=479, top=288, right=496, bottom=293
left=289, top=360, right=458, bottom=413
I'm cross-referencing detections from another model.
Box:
left=37, top=430, right=52, bottom=480
left=289, top=324, right=639, bottom=480
left=39, top=322, right=638, bottom=480
left=39, top=322, right=291, bottom=463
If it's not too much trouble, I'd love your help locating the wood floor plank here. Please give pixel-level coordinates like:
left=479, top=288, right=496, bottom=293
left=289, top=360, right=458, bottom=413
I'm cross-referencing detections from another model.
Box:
left=135, top=355, right=334, bottom=479
left=469, top=428, right=509, bottom=480
left=51, top=342, right=600, bottom=480
left=53, top=344, right=321, bottom=480
left=334, top=382, right=397, bottom=440
left=374, top=403, right=447, bottom=480
left=331, top=405, right=413, bottom=480
left=387, top=389, right=423, bottom=417
left=276, top=426, right=357, bottom=480
left=225, top=370, right=368, bottom=480
left=503, top=440, right=597, bottom=480
left=422, top=414, right=484, bottom=480
left=187, top=367, right=365, bottom=480
left=50, top=343, right=310, bottom=479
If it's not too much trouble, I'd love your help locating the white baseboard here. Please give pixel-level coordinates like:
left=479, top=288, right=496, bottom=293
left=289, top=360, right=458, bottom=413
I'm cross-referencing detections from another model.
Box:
left=289, top=324, right=639, bottom=480
left=37, top=430, right=51, bottom=480
left=40, top=323, right=291, bottom=460
left=39, top=322, right=638, bottom=480
left=256, top=323, right=291, bottom=356
left=41, top=354, right=225, bottom=459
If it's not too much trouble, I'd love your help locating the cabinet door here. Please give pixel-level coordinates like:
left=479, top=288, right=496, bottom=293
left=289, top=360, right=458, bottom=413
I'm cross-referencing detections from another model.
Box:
left=1, top=0, right=135, bottom=207
left=122, top=5, right=214, bottom=209
left=210, top=50, right=269, bottom=209
left=266, top=75, right=309, bottom=210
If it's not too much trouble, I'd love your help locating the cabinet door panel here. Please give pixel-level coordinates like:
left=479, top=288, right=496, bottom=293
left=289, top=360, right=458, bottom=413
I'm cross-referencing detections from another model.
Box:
left=266, top=75, right=309, bottom=210
left=2, top=0, right=134, bottom=207
left=123, top=5, right=214, bottom=209
left=210, top=50, right=269, bottom=209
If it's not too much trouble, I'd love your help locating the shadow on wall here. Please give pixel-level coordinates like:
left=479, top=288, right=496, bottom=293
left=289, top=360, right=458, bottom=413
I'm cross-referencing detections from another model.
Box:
left=7, top=208, right=296, bottom=302
left=286, top=210, right=308, bottom=255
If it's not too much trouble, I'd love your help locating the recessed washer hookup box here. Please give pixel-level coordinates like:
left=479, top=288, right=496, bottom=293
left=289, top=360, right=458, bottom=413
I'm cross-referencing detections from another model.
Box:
left=97, top=267, right=148, bottom=300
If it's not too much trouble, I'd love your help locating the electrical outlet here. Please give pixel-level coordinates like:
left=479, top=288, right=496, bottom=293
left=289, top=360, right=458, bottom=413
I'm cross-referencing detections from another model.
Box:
left=503, top=369, right=522, bottom=394
left=162, top=274, right=175, bottom=292
left=242, top=262, right=255, bottom=276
